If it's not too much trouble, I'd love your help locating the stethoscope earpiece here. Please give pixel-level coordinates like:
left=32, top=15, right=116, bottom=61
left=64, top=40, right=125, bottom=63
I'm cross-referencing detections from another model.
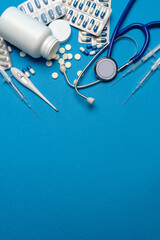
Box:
left=94, top=57, right=118, bottom=81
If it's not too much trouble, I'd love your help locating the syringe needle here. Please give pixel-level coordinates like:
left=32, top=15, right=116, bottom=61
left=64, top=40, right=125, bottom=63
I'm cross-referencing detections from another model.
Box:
left=30, top=106, right=41, bottom=119
left=122, top=92, right=133, bottom=105
left=110, top=74, right=125, bottom=87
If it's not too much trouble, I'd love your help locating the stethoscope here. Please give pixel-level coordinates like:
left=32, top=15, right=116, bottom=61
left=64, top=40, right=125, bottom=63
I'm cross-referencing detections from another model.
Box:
left=60, top=0, right=160, bottom=104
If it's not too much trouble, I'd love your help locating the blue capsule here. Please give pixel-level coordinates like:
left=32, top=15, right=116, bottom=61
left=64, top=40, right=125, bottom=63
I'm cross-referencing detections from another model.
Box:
left=48, top=9, right=54, bottom=19
left=101, top=32, right=107, bottom=37
left=20, top=6, right=26, bottom=13
left=27, top=2, right=34, bottom=12
left=93, top=22, right=100, bottom=32
left=80, top=47, right=89, bottom=56
left=66, top=10, right=73, bottom=20
left=78, top=2, right=84, bottom=10
left=84, top=1, right=91, bottom=11
left=88, top=19, right=95, bottom=30
left=103, top=26, right=107, bottom=31
left=34, top=0, right=41, bottom=8
left=86, top=44, right=94, bottom=49
left=82, top=17, right=89, bottom=28
left=73, top=0, right=78, bottom=7
left=55, top=6, right=62, bottom=15
left=92, top=45, right=98, bottom=50
left=41, top=13, right=47, bottom=23
left=95, top=6, right=101, bottom=16
left=103, top=3, right=109, bottom=7
left=43, top=0, right=48, bottom=4
left=72, top=13, right=78, bottom=23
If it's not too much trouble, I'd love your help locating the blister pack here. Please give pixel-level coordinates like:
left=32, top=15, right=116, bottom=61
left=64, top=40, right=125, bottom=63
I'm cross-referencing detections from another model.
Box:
left=78, top=0, right=111, bottom=44
left=63, top=0, right=112, bottom=37
left=0, top=37, right=12, bottom=71
left=18, top=0, right=67, bottom=25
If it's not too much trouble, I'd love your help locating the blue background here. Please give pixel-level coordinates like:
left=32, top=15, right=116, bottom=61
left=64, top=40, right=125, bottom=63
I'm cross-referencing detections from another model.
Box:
left=0, top=0, right=160, bottom=239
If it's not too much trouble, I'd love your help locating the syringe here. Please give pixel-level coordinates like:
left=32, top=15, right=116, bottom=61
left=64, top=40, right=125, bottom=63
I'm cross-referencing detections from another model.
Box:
left=123, top=57, right=160, bottom=105
left=111, top=44, right=160, bottom=87
left=0, top=66, right=40, bottom=118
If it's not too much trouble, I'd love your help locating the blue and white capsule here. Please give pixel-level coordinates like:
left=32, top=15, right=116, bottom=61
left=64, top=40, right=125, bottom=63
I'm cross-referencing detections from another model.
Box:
left=95, top=5, right=101, bottom=17
left=103, top=3, right=109, bottom=7
left=81, top=32, right=91, bottom=36
left=82, top=17, right=89, bottom=28
left=101, top=32, right=107, bottom=37
left=84, top=1, right=91, bottom=12
left=88, top=19, right=95, bottom=30
left=72, top=13, right=78, bottom=23
left=27, top=65, right=35, bottom=75
left=86, top=43, right=97, bottom=49
left=73, top=0, right=79, bottom=7
left=89, top=3, right=96, bottom=14
left=99, top=0, right=109, bottom=2
left=22, top=68, right=30, bottom=78
left=80, top=47, right=89, bottom=56
left=100, top=7, right=108, bottom=19
left=77, top=14, right=84, bottom=25
left=96, top=38, right=107, bottom=43
left=81, top=37, right=92, bottom=42
left=93, top=22, right=100, bottom=32
left=103, top=26, right=107, bottom=31
left=66, top=10, right=73, bottom=20
left=90, top=49, right=100, bottom=56
left=78, top=0, right=85, bottom=10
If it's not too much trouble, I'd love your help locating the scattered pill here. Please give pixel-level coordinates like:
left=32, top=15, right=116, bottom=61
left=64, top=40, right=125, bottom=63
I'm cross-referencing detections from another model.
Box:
left=46, top=60, right=53, bottom=67
left=63, top=53, right=68, bottom=60
left=58, top=58, right=65, bottom=65
left=22, top=68, right=30, bottom=78
left=90, top=49, right=100, bottom=56
left=27, top=65, right=35, bottom=75
left=20, top=51, right=26, bottom=57
left=52, top=72, right=58, bottom=79
left=77, top=70, right=82, bottom=77
left=67, top=53, right=73, bottom=60
left=86, top=43, right=97, bottom=49
left=59, top=47, right=65, bottom=54
left=65, top=62, right=71, bottom=68
left=7, top=46, right=12, bottom=53
left=65, top=44, right=72, bottom=51
left=75, top=54, right=81, bottom=60
left=54, top=54, right=60, bottom=60
left=80, top=47, right=89, bottom=56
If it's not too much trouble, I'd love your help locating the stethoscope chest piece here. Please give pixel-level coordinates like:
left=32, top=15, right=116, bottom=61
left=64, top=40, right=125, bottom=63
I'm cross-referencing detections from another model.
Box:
left=94, top=57, right=118, bottom=81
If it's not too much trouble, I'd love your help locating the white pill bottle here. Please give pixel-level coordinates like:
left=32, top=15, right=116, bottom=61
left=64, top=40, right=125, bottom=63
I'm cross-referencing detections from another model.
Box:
left=0, top=7, right=60, bottom=60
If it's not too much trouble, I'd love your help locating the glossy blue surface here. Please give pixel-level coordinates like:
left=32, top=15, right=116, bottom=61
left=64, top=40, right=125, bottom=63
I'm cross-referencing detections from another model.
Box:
left=0, top=0, right=160, bottom=239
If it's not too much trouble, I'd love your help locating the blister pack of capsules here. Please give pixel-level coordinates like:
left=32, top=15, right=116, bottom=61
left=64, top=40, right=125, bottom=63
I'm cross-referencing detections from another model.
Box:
left=78, top=0, right=111, bottom=44
left=63, top=0, right=112, bottom=37
left=0, top=37, right=12, bottom=71
left=18, top=0, right=67, bottom=25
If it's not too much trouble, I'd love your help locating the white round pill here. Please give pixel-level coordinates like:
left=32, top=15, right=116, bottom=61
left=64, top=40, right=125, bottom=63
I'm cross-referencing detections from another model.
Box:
left=52, top=72, right=58, bottom=79
left=20, top=51, right=26, bottom=57
left=63, top=53, right=68, bottom=60
left=75, top=54, right=81, bottom=60
left=54, top=54, right=60, bottom=60
left=65, top=62, right=71, bottom=69
left=46, top=60, right=53, bottom=67
left=59, top=47, right=65, bottom=54
left=77, top=70, right=82, bottom=77
left=58, top=58, right=65, bottom=65
left=67, top=53, right=73, bottom=60
left=65, top=44, right=72, bottom=51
